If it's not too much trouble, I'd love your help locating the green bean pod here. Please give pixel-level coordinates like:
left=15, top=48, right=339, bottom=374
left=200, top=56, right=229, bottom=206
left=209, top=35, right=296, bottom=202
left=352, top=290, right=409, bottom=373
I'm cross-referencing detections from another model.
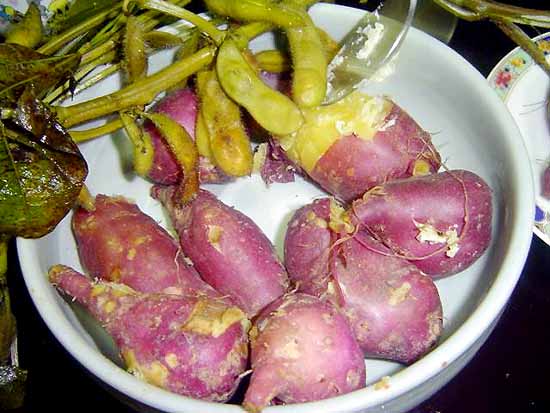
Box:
left=216, top=37, right=303, bottom=136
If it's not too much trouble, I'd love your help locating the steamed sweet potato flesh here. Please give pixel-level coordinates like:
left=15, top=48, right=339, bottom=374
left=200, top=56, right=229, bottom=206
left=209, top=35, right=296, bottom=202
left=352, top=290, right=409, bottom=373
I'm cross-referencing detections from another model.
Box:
left=276, top=91, right=441, bottom=201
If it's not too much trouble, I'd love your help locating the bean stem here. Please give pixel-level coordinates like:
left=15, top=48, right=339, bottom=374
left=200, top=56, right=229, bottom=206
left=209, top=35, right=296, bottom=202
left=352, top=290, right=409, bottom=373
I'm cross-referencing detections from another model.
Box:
left=493, top=20, right=550, bottom=76
left=70, top=118, right=124, bottom=143
left=56, top=46, right=216, bottom=127
left=37, top=6, right=121, bottom=55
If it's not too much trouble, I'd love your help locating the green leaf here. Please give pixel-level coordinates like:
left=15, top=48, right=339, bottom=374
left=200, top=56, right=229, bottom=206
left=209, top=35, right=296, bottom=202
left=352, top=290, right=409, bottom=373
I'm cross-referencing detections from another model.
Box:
left=0, top=43, right=80, bottom=106
left=0, top=93, right=88, bottom=239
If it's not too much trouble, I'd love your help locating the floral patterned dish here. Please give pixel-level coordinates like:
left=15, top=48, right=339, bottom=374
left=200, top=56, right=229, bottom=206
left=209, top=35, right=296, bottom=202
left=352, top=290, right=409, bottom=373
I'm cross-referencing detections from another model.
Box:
left=488, top=32, right=550, bottom=246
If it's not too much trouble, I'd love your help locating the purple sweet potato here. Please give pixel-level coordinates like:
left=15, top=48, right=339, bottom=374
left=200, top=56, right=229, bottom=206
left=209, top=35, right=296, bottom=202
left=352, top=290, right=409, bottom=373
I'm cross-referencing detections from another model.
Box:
left=277, top=92, right=441, bottom=202
left=330, top=233, right=442, bottom=363
left=152, top=187, right=289, bottom=318
left=283, top=198, right=332, bottom=296
left=284, top=198, right=443, bottom=363
left=143, top=87, right=230, bottom=185
left=72, top=194, right=219, bottom=298
left=243, top=293, right=365, bottom=412
left=49, top=265, right=250, bottom=402
left=351, top=169, right=493, bottom=277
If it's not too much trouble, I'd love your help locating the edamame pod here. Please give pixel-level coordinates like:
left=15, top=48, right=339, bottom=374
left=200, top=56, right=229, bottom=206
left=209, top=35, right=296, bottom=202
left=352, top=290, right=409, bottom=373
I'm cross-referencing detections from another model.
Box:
left=141, top=112, right=199, bottom=202
left=254, top=50, right=290, bottom=73
left=285, top=4, right=327, bottom=108
left=204, top=0, right=304, bottom=28
left=196, top=70, right=253, bottom=177
left=120, top=112, right=154, bottom=177
left=216, top=38, right=303, bottom=136
left=195, top=107, right=213, bottom=159
left=123, top=16, right=148, bottom=83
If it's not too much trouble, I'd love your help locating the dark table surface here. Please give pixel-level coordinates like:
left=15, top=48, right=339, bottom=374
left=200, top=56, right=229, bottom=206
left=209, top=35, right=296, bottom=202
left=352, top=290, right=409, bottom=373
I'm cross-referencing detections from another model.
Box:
left=7, top=1, right=550, bottom=412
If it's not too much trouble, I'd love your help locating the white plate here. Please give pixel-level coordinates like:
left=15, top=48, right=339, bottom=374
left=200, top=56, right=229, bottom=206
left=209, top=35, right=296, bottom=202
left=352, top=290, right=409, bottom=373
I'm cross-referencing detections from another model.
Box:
left=16, top=3, right=534, bottom=413
left=488, top=32, right=550, bottom=246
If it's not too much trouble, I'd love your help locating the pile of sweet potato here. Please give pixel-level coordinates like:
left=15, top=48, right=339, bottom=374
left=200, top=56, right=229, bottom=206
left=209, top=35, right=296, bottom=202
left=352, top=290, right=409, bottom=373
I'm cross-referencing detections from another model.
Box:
left=49, top=133, right=491, bottom=412
left=49, top=37, right=492, bottom=413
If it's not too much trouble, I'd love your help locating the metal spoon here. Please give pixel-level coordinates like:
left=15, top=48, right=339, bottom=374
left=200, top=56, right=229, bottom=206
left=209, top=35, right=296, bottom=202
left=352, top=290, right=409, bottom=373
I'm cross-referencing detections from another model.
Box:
left=324, top=0, right=417, bottom=104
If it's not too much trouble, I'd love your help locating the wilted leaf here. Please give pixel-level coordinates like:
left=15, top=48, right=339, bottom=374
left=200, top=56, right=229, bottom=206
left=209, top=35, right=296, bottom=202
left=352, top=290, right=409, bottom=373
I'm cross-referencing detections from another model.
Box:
left=0, top=239, right=15, bottom=364
left=0, top=43, right=80, bottom=106
left=0, top=93, right=87, bottom=238
left=0, top=365, right=27, bottom=410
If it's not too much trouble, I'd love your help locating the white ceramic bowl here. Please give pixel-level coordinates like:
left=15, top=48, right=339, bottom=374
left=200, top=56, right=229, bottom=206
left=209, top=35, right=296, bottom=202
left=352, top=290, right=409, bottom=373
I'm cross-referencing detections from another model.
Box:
left=17, top=3, right=534, bottom=413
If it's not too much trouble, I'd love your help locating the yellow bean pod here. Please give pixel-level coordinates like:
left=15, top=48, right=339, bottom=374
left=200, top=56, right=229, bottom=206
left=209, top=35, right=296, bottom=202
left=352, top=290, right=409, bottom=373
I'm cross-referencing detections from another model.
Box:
left=196, top=70, right=253, bottom=177
left=316, top=27, right=340, bottom=61
left=5, top=3, right=43, bottom=48
left=253, top=50, right=290, bottom=73
left=195, top=107, right=213, bottom=159
left=204, top=0, right=304, bottom=28
left=141, top=112, right=199, bottom=202
left=123, top=16, right=148, bottom=83
left=285, top=6, right=327, bottom=108
left=167, top=31, right=200, bottom=92
left=120, top=112, right=154, bottom=177
left=216, top=37, right=303, bottom=136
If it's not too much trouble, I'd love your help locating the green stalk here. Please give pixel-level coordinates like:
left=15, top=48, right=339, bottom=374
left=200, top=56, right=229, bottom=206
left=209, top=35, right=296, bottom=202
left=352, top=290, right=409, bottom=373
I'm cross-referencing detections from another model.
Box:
left=70, top=118, right=124, bottom=142
left=434, top=0, right=550, bottom=27
left=461, top=0, right=550, bottom=28
left=493, top=20, right=550, bottom=76
left=431, top=0, right=481, bottom=21
left=128, top=0, right=226, bottom=44
left=44, top=50, right=118, bottom=105
left=56, top=46, right=216, bottom=127
left=37, top=5, right=122, bottom=55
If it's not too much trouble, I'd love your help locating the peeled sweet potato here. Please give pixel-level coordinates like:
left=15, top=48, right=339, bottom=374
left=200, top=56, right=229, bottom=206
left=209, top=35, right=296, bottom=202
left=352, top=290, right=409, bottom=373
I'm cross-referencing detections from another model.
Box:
left=152, top=187, right=289, bottom=318
left=49, top=265, right=250, bottom=402
left=243, top=293, right=365, bottom=412
left=276, top=91, right=441, bottom=201
left=284, top=198, right=443, bottom=363
left=143, top=87, right=230, bottom=185
left=72, top=194, right=220, bottom=298
left=351, top=169, right=493, bottom=277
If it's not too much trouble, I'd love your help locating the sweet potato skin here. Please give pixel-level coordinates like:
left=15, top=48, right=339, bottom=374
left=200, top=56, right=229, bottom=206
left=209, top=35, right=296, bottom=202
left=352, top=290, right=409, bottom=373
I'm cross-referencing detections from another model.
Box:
left=243, top=293, right=365, bottom=412
left=284, top=199, right=443, bottom=363
left=283, top=198, right=332, bottom=296
left=331, top=234, right=442, bottom=363
left=72, top=194, right=219, bottom=297
left=310, top=103, right=440, bottom=202
left=352, top=169, right=493, bottom=277
left=144, top=87, right=230, bottom=185
left=49, top=265, right=250, bottom=402
left=152, top=187, right=289, bottom=318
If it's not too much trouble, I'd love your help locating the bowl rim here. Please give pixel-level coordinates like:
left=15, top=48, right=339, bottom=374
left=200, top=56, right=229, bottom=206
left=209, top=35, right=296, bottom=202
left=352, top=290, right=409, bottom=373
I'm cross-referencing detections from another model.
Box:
left=17, top=3, right=535, bottom=412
